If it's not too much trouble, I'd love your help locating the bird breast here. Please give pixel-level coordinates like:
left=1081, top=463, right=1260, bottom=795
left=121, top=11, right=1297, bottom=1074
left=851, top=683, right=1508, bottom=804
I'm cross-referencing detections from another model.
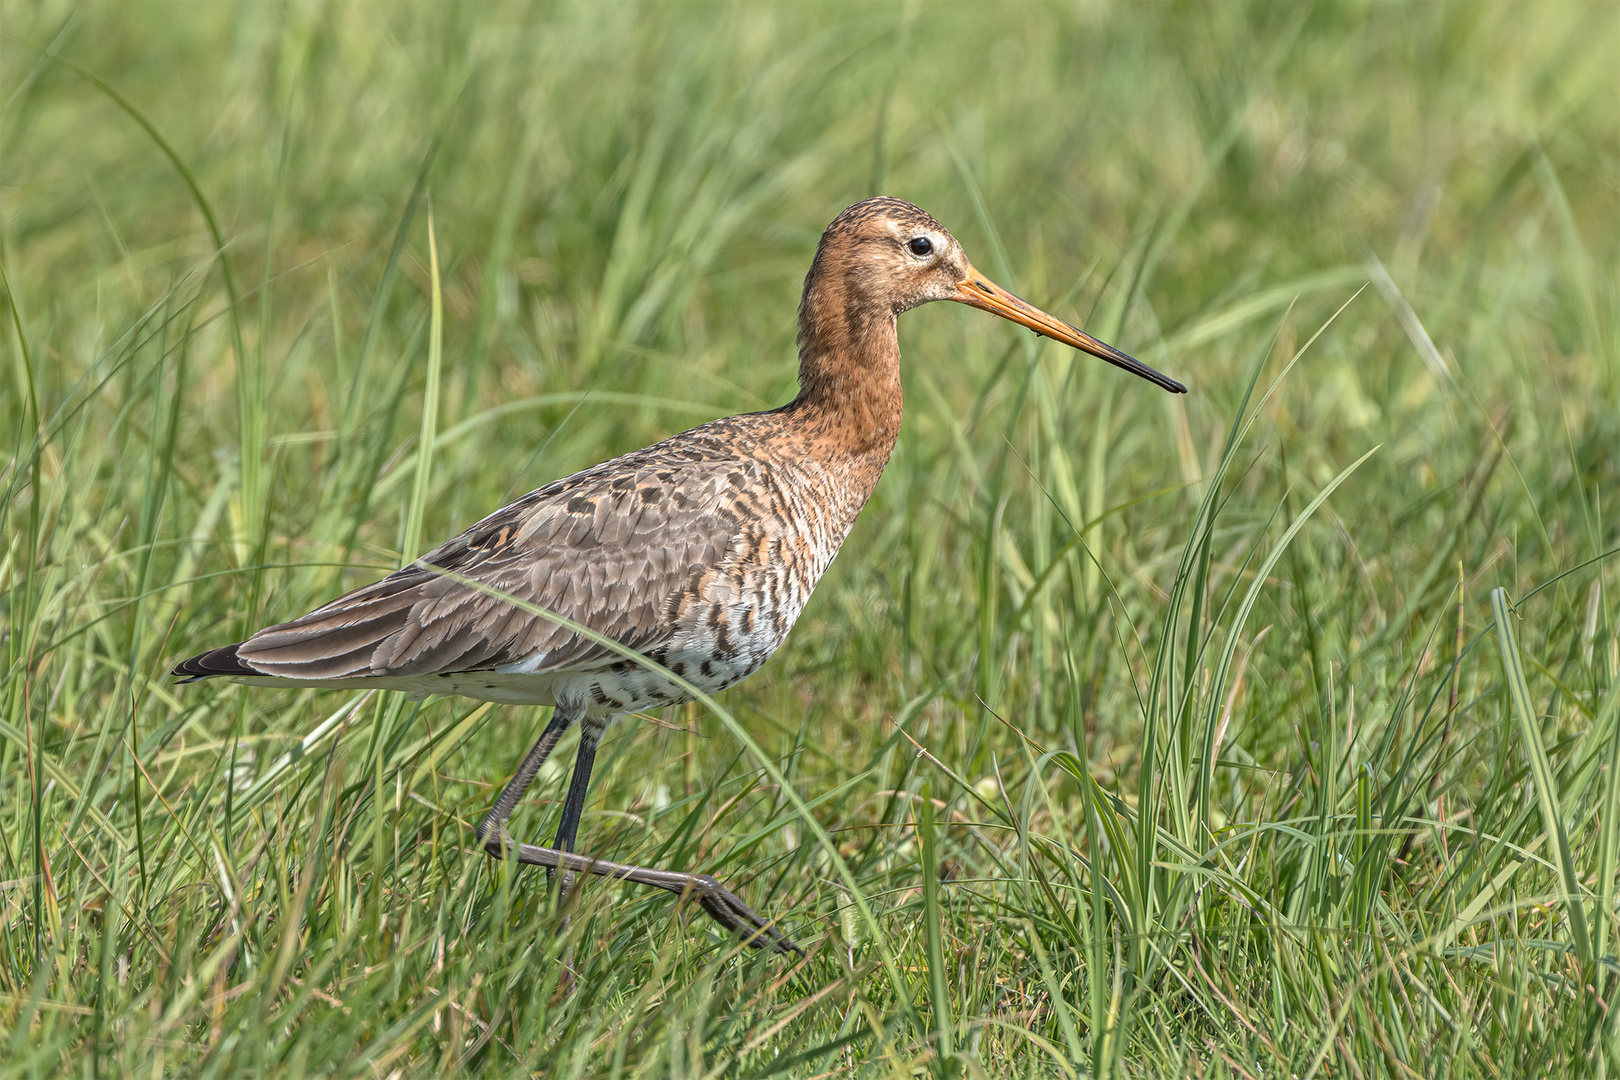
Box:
left=567, top=450, right=867, bottom=715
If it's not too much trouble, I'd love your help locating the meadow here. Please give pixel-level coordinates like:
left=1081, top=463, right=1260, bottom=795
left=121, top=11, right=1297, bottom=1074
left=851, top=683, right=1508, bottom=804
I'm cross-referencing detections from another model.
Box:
left=2, top=2, right=1618, bottom=1076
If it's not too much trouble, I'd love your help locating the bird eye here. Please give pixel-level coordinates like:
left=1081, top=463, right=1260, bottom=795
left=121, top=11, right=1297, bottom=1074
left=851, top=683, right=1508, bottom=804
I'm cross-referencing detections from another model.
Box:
left=907, top=236, right=934, bottom=257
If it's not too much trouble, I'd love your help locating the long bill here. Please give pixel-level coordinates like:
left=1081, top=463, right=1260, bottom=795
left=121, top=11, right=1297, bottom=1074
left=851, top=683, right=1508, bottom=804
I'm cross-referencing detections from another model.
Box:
left=952, top=269, right=1187, bottom=394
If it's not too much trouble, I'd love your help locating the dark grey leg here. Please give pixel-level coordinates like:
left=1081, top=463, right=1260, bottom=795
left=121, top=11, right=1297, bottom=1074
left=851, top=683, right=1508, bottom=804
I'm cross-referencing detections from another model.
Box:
left=475, top=707, right=577, bottom=844
left=549, top=717, right=603, bottom=898
left=554, top=717, right=601, bottom=853
left=477, top=710, right=799, bottom=955
left=487, top=835, right=802, bottom=955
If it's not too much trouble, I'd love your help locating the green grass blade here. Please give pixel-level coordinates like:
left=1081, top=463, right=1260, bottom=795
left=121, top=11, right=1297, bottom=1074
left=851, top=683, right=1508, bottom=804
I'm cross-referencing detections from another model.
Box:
left=920, top=782, right=953, bottom=1065
left=1490, top=586, right=1593, bottom=965
left=402, top=208, right=444, bottom=565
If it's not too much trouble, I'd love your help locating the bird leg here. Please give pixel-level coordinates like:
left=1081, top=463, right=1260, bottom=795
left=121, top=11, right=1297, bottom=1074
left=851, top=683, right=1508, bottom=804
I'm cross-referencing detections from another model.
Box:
left=548, top=716, right=603, bottom=897
left=476, top=709, right=800, bottom=955
left=484, top=836, right=802, bottom=955
left=475, top=708, right=577, bottom=845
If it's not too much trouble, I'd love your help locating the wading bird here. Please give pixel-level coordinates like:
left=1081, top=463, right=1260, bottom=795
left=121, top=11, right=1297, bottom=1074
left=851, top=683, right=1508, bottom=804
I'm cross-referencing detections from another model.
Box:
left=175, top=197, right=1185, bottom=953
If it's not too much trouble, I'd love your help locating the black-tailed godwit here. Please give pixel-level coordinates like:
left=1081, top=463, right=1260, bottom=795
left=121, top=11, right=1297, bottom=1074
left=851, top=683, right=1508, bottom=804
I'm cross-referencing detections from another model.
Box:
left=174, top=197, right=1186, bottom=953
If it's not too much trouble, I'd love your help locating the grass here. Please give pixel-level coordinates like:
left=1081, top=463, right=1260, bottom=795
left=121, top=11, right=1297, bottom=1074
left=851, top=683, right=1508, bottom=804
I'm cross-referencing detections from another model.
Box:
left=2, top=1, right=1618, bottom=1075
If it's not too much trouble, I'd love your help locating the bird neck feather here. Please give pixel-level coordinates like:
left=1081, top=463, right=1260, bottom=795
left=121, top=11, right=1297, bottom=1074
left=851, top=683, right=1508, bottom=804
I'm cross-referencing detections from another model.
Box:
left=786, top=248, right=905, bottom=462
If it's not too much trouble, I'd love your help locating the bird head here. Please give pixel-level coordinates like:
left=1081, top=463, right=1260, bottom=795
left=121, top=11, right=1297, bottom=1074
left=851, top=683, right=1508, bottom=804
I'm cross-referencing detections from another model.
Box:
left=801, top=196, right=1186, bottom=394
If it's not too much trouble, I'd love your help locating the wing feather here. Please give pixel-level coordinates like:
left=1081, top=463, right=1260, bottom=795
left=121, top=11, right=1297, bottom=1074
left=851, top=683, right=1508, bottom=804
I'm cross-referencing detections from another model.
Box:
left=230, top=443, right=746, bottom=682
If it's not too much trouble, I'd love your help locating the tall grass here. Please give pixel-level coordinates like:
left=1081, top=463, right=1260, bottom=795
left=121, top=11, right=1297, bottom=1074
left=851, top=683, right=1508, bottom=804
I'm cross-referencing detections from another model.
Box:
left=2, top=2, right=1617, bottom=1075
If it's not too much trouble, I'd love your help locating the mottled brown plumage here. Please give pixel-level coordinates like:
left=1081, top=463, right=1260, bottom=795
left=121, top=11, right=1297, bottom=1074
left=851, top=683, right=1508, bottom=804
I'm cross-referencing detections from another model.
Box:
left=174, top=196, right=1185, bottom=953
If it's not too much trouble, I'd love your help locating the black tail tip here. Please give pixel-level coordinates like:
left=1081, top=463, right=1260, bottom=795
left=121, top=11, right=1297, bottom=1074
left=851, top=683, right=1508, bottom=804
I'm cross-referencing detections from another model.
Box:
left=172, top=643, right=254, bottom=682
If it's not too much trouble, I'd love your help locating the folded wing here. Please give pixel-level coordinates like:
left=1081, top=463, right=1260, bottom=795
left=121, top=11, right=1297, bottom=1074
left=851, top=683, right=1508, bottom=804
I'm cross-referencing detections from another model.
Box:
left=176, top=449, right=746, bottom=684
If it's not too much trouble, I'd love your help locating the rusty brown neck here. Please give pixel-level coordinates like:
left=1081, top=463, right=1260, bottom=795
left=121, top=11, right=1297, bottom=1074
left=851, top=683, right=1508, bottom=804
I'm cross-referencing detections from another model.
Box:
left=783, top=273, right=904, bottom=469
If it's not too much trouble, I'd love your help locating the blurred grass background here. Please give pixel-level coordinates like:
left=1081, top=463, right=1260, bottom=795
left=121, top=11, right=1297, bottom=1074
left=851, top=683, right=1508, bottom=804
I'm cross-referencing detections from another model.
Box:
left=2, top=1, right=1618, bottom=1075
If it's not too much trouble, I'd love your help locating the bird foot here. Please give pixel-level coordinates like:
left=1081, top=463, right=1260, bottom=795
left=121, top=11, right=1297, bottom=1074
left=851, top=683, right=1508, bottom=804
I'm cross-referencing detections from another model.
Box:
left=683, top=871, right=803, bottom=956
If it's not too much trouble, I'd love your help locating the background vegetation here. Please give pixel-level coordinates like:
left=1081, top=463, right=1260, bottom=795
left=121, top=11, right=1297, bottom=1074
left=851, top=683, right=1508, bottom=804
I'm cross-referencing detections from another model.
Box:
left=3, top=2, right=1617, bottom=1075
